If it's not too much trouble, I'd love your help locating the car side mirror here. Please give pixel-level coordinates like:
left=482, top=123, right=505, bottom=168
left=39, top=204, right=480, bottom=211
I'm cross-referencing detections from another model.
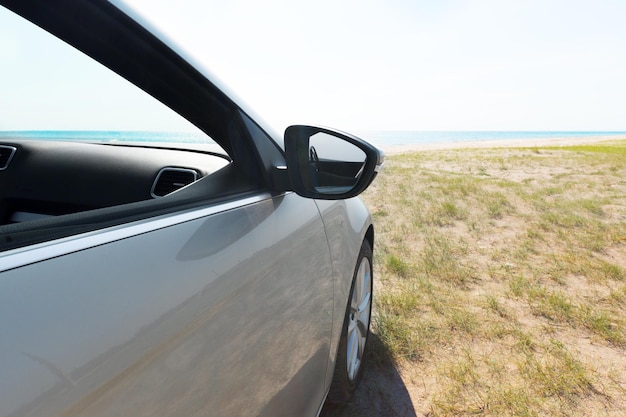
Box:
left=284, top=125, right=384, bottom=200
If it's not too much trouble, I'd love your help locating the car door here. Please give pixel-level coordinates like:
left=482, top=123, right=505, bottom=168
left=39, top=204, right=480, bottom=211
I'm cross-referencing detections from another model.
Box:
left=0, top=191, right=334, bottom=417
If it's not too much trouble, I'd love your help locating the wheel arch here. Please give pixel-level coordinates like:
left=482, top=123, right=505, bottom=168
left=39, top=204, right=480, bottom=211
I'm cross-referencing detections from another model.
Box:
left=364, top=224, right=374, bottom=253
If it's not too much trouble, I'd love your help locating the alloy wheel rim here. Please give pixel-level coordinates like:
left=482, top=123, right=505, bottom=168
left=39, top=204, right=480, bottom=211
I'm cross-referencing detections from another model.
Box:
left=346, top=256, right=372, bottom=381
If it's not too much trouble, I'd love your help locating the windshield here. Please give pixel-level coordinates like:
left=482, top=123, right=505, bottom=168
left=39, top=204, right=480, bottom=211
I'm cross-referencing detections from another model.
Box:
left=0, top=6, right=218, bottom=146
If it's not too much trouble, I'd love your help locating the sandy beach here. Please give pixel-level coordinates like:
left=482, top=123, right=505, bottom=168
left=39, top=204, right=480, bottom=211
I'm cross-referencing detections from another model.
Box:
left=380, top=134, right=626, bottom=155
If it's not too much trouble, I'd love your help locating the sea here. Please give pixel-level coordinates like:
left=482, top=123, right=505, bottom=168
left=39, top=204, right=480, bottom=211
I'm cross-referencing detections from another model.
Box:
left=0, top=130, right=211, bottom=143
left=1, top=130, right=625, bottom=148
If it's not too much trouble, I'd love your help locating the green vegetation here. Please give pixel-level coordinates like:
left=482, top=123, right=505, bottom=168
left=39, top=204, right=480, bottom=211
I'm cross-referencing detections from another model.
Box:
left=360, top=140, right=626, bottom=416
left=539, top=143, right=626, bottom=155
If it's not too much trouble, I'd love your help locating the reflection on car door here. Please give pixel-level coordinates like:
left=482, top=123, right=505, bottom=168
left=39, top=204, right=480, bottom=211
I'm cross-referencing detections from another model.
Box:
left=0, top=192, right=333, bottom=417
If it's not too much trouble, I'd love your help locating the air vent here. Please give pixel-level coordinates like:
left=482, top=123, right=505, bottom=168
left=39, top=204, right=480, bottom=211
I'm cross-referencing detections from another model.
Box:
left=0, top=145, right=17, bottom=170
left=151, top=167, right=199, bottom=197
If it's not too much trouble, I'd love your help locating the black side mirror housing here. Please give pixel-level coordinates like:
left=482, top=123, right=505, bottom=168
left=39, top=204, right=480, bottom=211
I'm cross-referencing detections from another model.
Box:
left=284, top=125, right=383, bottom=200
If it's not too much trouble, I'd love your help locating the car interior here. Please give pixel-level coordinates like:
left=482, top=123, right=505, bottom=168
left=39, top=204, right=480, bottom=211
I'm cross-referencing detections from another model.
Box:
left=0, top=140, right=232, bottom=224
left=0, top=140, right=240, bottom=221
left=0, top=138, right=269, bottom=252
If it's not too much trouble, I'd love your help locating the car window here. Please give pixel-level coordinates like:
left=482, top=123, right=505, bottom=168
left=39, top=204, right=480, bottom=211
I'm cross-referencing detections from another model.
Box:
left=0, top=5, right=257, bottom=253
left=0, top=6, right=219, bottom=147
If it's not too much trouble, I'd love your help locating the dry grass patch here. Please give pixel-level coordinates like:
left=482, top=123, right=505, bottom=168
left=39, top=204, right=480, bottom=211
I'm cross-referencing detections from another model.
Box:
left=361, top=141, right=626, bottom=416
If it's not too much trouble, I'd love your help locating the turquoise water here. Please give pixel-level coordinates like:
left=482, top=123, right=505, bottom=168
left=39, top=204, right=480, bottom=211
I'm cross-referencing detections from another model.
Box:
left=1, top=130, right=625, bottom=147
left=0, top=131, right=213, bottom=143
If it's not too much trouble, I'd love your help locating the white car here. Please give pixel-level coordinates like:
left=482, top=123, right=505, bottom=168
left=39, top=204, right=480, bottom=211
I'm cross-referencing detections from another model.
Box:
left=0, top=1, right=382, bottom=417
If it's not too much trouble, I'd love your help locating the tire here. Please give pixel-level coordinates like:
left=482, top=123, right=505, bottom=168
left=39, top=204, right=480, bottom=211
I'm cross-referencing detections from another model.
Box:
left=327, top=239, right=373, bottom=404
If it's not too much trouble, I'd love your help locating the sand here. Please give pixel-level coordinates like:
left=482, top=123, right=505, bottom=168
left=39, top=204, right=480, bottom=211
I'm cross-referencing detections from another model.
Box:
left=380, top=134, right=626, bottom=155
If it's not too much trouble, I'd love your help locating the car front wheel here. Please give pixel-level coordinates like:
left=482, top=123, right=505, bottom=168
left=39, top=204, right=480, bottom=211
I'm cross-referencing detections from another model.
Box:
left=328, top=239, right=373, bottom=403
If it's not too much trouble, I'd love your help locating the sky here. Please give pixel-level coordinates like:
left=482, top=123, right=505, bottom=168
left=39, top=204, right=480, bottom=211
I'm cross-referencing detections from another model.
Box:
left=2, top=1, right=626, bottom=134
left=120, top=0, right=626, bottom=133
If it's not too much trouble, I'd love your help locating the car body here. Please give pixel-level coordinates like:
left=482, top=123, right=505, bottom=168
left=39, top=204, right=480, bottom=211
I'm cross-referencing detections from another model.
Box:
left=0, top=1, right=382, bottom=417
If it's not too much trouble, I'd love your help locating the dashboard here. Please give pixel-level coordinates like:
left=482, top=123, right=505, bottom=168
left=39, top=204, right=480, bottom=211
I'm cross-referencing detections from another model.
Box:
left=0, top=140, right=230, bottom=225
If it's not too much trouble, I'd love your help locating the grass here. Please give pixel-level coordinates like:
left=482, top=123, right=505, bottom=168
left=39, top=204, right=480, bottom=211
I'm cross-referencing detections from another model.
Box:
left=360, top=140, right=626, bottom=416
left=540, top=143, right=626, bottom=155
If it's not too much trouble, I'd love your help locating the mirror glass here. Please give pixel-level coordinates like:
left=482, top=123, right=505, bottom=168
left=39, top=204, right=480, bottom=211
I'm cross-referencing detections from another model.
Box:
left=308, top=132, right=367, bottom=194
